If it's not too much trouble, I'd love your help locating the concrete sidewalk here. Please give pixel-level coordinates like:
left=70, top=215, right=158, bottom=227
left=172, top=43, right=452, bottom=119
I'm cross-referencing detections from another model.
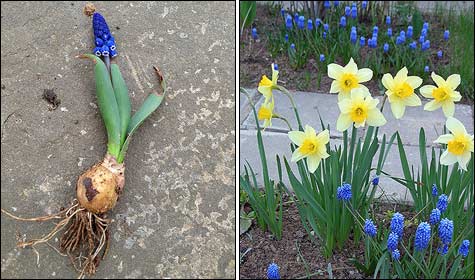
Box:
left=240, top=88, right=474, bottom=204
left=1, top=2, right=235, bottom=278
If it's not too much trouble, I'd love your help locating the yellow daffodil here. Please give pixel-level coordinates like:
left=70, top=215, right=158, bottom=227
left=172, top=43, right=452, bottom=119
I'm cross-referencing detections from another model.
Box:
left=328, top=57, right=373, bottom=101
left=257, top=98, right=274, bottom=128
left=288, top=125, right=330, bottom=173
left=382, top=67, right=423, bottom=119
left=336, top=88, right=387, bottom=131
left=420, top=72, right=462, bottom=117
left=258, top=63, right=279, bottom=102
left=434, top=117, right=474, bottom=171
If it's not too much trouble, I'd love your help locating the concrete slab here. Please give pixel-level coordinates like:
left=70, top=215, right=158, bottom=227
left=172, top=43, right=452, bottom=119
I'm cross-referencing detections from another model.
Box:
left=241, top=89, right=474, bottom=147
left=1, top=2, right=235, bottom=279
left=240, top=129, right=436, bottom=204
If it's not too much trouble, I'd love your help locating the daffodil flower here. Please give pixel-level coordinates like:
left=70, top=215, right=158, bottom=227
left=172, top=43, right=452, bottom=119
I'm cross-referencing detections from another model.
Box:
left=336, top=88, right=386, bottom=131
left=434, top=117, right=474, bottom=171
left=257, top=98, right=275, bottom=128
left=328, top=57, right=373, bottom=101
left=420, top=72, right=462, bottom=117
left=382, top=67, right=422, bottom=119
left=288, top=125, right=330, bottom=173
left=258, top=63, right=279, bottom=102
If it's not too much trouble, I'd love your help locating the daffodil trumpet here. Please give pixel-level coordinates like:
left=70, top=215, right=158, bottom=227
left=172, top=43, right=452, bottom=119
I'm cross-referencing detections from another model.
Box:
left=1, top=57, right=166, bottom=277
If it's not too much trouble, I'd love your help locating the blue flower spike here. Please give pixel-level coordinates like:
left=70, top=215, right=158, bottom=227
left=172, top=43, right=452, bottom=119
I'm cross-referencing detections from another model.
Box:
left=392, top=249, right=400, bottom=261
left=92, top=11, right=117, bottom=58
left=319, top=54, right=325, bottom=62
left=424, top=65, right=430, bottom=73
left=437, top=194, right=448, bottom=213
left=415, top=222, right=431, bottom=251
left=337, top=183, right=352, bottom=202
left=364, top=219, right=377, bottom=237
left=459, top=240, right=470, bottom=258
left=429, top=208, right=441, bottom=225
left=390, top=213, right=404, bottom=238
left=438, top=218, right=454, bottom=245
left=387, top=232, right=399, bottom=252
left=267, top=263, right=280, bottom=279
left=432, top=184, right=438, bottom=197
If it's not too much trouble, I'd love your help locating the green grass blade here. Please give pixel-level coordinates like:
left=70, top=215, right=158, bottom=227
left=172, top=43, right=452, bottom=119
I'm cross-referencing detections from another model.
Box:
left=80, top=54, right=121, bottom=157
left=111, top=63, right=131, bottom=147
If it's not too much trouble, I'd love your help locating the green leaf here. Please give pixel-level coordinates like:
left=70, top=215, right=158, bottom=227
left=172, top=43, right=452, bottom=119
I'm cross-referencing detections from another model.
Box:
left=111, top=63, right=132, bottom=147
left=80, top=54, right=121, bottom=157
left=240, top=1, right=256, bottom=34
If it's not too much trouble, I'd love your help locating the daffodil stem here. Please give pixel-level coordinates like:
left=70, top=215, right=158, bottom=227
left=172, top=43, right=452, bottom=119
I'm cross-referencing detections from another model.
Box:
left=277, top=85, right=303, bottom=130
left=273, top=115, right=293, bottom=131
left=379, top=93, right=388, bottom=113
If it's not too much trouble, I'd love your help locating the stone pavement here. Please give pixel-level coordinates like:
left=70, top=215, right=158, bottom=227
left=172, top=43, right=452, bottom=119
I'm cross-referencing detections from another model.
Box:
left=240, top=88, right=474, bottom=204
left=1, top=2, right=234, bottom=278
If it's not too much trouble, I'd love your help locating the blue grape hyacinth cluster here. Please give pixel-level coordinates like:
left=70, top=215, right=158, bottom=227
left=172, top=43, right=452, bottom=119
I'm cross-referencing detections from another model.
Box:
left=390, top=213, right=404, bottom=238
left=267, top=263, right=280, bottom=279
left=415, top=222, right=431, bottom=251
left=364, top=219, right=377, bottom=237
left=92, top=12, right=117, bottom=57
left=337, top=183, right=352, bottom=202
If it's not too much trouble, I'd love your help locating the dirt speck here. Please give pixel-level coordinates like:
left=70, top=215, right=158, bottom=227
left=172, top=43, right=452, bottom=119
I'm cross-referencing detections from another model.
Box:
left=83, top=177, right=99, bottom=201
left=43, top=89, right=60, bottom=110
left=1, top=84, right=5, bottom=90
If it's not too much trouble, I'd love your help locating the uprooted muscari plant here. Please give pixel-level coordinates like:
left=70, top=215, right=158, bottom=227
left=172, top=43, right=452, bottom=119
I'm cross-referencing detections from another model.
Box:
left=1, top=4, right=166, bottom=277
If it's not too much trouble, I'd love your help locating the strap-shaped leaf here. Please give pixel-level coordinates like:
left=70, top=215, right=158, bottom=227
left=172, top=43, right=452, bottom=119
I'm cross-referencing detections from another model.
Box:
left=79, top=54, right=121, bottom=157
left=117, top=66, right=166, bottom=163
left=110, top=63, right=131, bottom=147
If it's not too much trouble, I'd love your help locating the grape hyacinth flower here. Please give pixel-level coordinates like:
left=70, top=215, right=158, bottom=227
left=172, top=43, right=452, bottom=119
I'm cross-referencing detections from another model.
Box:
left=290, top=43, right=295, bottom=50
left=423, top=22, right=429, bottom=30
left=367, top=38, right=372, bottom=48
left=392, top=249, right=400, bottom=261
left=337, top=183, right=352, bottom=202
left=324, top=23, right=329, bottom=32
left=437, top=194, right=448, bottom=213
left=319, top=54, right=325, bottom=62
left=396, top=36, right=403, bottom=45
left=386, top=16, right=391, bottom=25
left=438, top=244, right=449, bottom=255
left=294, top=13, right=299, bottom=21
left=459, top=240, right=470, bottom=257
left=390, top=213, right=404, bottom=238
left=371, top=36, right=377, bottom=48
left=251, top=28, right=258, bottom=40
left=387, top=28, right=392, bottom=37
left=444, top=30, right=450, bottom=41
left=415, top=222, right=431, bottom=251
left=373, top=26, right=379, bottom=34
left=307, top=19, right=313, bottom=30
left=422, top=40, right=430, bottom=51
left=350, top=30, right=357, bottom=43
left=387, top=232, right=399, bottom=251
left=92, top=12, right=117, bottom=58
left=316, top=18, right=321, bottom=27
left=409, top=41, right=417, bottom=50
left=383, top=43, right=389, bottom=52
left=274, top=64, right=279, bottom=71
left=399, top=31, right=406, bottom=42
left=360, top=36, right=365, bottom=46
left=298, top=16, right=305, bottom=29
left=340, top=16, right=347, bottom=27
left=324, top=1, right=331, bottom=9
left=429, top=208, right=441, bottom=225
left=323, top=31, right=327, bottom=39
left=334, top=1, right=340, bottom=7
left=267, top=263, right=280, bottom=279
left=421, top=28, right=427, bottom=37
left=372, top=176, right=379, bottom=186
left=351, top=6, right=357, bottom=19
left=364, top=219, right=377, bottom=237
left=438, top=218, right=454, bottom=244
left=407, top=26, right=413, bottom=38
left=286, top=14, right=293, bottom=29
left=419, top=35, right=425, bottom=44
left=432, top=184, right=438, bottom=197
left=284, top=34, right=289, bottom=42
left=424, top=66, right=430, bottom=73
left=362, top=1, right=367, bottom=9
left=345, top=6, right=350, bottom=16
left=437, top=50, right=443, bottom=58
left=280, top=8, right=285, bottom=17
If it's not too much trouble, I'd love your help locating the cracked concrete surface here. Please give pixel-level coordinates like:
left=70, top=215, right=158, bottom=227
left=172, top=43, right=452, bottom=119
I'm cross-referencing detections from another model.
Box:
left=1, top=1, right=235, bottom=278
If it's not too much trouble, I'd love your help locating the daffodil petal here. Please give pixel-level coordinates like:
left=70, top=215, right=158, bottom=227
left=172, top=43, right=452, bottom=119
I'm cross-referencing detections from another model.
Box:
left=382, top=73, right=395, bottom=91
left=420, top=85, right=436, bottom=98
left=458, top=152, right=472, bottom=171
left=431, top=72, right=446, bottom=88
left=356, top=68, right=373, bottom=83
left=424, top=100, right=441, bottom=111
left=288, top=131, right=306, bottom=146
left=434, top=134, right=454, bottom=144
left=337, top=91, right=351, bottom=101
left=394, top=67, right=408, bottom=84
left=440, top=150, right=458, bottom=165
left=390, top=101, right=406, bottom=119
left=403, top=94, right=422, bottom=106
left=304, top=125, right=316, bottom=137
left=344, top=58, right=358, bottom=74
left=338, top=98, right=352, bottom=113
left=446, top=117, right=467, bottom=135
left=446, top=74, right=460, bottom=89
left=258, top=86, right=272, bottom=100
left=366, top=108, right=387, bottom=127
left=406, top=76, right=423, bottom=89
left=452, top=91, right=462, bottom=102
left=336, top=113, right=352, bottom=131
left=441, top=101, right=455, bottom=117
left=328, top=63, right=344, bottom=80
left=307, top=155, right=320, bottom=173
left=316, top=129, right=330, bottom=145
left=351, top=87, right=369, bottom=99
left=291, top=149, right=306, bottom=162
left=330, top=80, right=341, bottom=93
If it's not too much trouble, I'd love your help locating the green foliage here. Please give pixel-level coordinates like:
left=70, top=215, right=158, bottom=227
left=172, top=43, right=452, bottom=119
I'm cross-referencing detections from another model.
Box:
left=240, top=1, right=256, bottom=34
